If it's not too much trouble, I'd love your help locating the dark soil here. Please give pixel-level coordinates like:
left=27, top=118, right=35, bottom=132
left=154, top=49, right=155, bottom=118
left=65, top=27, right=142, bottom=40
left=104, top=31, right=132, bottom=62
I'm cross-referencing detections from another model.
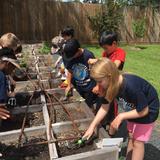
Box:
left=0, top=135, right=49, bottom=160
left=13, top=68, right=37, bottom=81
left=39, top=73, right=52, bottom=80
left=39, top=67, right=52, bottom=72
left=46, top=92, right=77, bottom=103
left=56, top=131, right=96, bottom=157
left=15, top=82, right=39, bottom=93
left=0, top=112, right=44, bottom=132
left=15, top=92, right=41, bottom=106
left=0, top=92, right=43, bottom=132
left=52, top=106, right=87, bottom=122
left=29, top=112, right=44, bottom=126
left=48, top=79, right=62, bottom=88
left=46, top=92, right=86, bottom=122
left=46, top=93, right=65, bottom=102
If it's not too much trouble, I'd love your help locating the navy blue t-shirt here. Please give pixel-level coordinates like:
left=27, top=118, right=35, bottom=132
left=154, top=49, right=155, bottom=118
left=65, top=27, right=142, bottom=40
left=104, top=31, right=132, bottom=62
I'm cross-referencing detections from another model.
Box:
left=0, top=71, right=8, bottom=103
left=117, top=74, right=159, bottom=124
left=63, top=49, right=96, bottom=92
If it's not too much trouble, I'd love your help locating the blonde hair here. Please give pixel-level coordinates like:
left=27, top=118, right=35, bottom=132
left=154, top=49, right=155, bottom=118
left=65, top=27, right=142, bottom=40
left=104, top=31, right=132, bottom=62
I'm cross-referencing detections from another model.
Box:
left=90, top=58, right=120, bottom=103
left=0, top=33, right=20, bottom=51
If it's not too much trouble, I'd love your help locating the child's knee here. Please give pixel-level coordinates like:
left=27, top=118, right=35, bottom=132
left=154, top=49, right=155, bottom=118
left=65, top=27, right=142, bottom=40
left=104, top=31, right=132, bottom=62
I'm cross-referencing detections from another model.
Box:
left=133, top=140, right=144, bottom=148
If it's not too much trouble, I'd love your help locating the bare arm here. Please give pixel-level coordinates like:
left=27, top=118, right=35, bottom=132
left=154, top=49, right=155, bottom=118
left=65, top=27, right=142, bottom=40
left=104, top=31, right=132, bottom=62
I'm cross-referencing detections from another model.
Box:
left=111, top=107, right=149, bottom=130
left=65, top=71, right=73, bottom=95
left=67, top=71, right=72, bottom=88
left=120, top=107, right=149, bottom=120
left=83, top=104, right=110, bottom=139
left=114, top=60, right=122, bottom=68
left=88, top=58, right=98, bottom=65
left=90, top=104, right=110, bottom=128
left=55, top=57, right=62, bottom=67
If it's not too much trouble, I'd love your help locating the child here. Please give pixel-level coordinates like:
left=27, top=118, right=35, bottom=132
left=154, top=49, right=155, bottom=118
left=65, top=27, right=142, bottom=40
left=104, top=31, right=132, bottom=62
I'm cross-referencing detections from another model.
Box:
left=0, top=33, right=21, bottom=52
left=88, top=31, right=126, bottom=69
left=0, top=47, right=20, bottom=108
left=61, top=26, right=75, bottom=89
left=51, top=27, right=75, bottom=89
left=61, top=26, right=74, bottom=41
left=62, top=39, right=99, bottom=107
left=83, top=58, right=159, bottom=160
left=0, top=47, right=20, bottom=157
left=51, top=36, right=64, bottom=70
left=51, top=36, right=68, bottom=87
left=0, top=33, right=22, bottom=89
left=89, top=31, right=126, bottom=126
left=100, top=31, right=126, bottom=69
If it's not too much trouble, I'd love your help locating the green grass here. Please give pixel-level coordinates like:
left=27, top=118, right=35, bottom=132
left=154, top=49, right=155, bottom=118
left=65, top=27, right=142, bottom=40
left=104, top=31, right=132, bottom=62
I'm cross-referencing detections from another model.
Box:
left=84, top=44, right=160, bottom=97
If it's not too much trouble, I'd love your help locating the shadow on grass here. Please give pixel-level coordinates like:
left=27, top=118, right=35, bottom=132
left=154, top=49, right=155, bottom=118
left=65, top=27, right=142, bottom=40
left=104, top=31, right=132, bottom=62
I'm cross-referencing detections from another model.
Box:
left=82, top=44, right=101, bottom=49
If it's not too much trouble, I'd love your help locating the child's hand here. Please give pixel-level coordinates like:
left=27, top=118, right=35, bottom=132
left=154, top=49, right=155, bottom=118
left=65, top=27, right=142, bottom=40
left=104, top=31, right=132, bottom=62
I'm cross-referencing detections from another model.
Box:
left=92, top=85, right=99, bottom=94
left=65, top=86, right=72, bottom=96
left=92, top=84, right=105, bottom=97
left=8, top=91, right=15, bottom=97
left=88, top=58, right=98, bottom=65
left=110, top=114, right=124, bottom=130
left=9, top=76, right=16, bottom=87
left=0, top=105, right=10, bottom=120
left=82, top=126, right=95, bottom=140
left=108, top=126, right=116, bottom=136
left=60, top=68, right=65, bottom=74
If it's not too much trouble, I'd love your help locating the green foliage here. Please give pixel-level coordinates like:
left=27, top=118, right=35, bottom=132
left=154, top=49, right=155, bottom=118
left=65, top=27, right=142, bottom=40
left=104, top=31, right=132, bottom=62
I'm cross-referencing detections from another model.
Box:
left=132, top=19, right=146, bottom=39
left=119, top=157, right=125, bottom=160
left=39, top=41, right=51, bottom=55
left=19, top=59, right=27, bottom=68
left=88, top=0, right=123, bottom=37
left=19, top=53, right=29, bottom=68
left=116, top=0, right=160, bottom=7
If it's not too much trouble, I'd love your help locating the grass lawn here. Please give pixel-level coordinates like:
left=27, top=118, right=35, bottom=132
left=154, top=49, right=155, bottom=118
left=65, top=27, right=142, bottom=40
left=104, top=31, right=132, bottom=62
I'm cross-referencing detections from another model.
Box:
left=84, top=44, right=160, bottom=97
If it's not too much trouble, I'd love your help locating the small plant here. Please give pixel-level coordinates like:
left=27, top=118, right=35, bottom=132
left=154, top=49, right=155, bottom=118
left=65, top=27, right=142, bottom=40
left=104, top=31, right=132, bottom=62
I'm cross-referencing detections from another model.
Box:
left=19, top=53, right=29, bottom=68
left=39, top=41, right=51, bottom=55
left=132, top=19, right=146, bottom=39
left=19, top=59, right=27, bottom=68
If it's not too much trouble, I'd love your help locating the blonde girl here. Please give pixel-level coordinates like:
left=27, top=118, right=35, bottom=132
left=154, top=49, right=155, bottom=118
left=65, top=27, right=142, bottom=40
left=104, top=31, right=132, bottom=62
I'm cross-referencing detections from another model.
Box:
left=83, top=58, right=159, bottom=160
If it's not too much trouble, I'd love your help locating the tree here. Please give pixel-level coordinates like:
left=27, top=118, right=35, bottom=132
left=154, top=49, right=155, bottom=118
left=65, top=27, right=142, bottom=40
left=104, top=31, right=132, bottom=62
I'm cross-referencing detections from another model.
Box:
left=116, top=0, right=160, bottom=7
left=88, top=0, right=123, bottom=37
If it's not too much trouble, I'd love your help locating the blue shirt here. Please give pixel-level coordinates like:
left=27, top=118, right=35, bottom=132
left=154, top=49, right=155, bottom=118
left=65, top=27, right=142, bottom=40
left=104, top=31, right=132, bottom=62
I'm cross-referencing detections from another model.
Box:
left=0, top=71, right=8, bottom=103
left=117, top=74, right=159, bottom=124
left=64, top=49, right=96, bottom=92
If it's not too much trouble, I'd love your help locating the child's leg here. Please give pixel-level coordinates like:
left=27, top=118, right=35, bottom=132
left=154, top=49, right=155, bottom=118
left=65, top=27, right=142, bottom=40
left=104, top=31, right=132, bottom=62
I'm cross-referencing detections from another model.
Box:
left=126, top=133, right=134, bottom=160
left=132, top=140, right=144, bottom=160
left=126, top=122, right=154, bottom=160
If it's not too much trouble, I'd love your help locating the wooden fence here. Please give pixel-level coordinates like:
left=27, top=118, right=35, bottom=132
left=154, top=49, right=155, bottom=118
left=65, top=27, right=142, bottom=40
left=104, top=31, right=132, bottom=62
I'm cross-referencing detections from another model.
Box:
left=1, top=0, right=160, bottom=44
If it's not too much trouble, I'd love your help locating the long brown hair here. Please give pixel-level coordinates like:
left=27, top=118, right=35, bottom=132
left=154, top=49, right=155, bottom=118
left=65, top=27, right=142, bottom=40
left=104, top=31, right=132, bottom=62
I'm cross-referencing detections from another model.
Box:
left=90, top=58, right=120, bottom=103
